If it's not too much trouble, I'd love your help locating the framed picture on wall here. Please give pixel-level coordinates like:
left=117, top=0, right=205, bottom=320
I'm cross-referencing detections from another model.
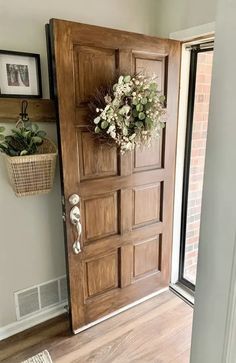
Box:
left=0, top=50, right=42, bottom=98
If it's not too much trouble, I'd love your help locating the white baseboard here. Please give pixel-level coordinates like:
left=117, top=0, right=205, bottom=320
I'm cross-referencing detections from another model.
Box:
left=0, top=303, right=67, bottom=341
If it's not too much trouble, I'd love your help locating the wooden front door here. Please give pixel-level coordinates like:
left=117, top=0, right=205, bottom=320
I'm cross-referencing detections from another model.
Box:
left=49, top=19, right=180, bottom=333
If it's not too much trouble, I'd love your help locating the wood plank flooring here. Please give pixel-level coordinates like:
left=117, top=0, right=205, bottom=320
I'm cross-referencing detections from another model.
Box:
left=0, top=291, right=193, bottom=363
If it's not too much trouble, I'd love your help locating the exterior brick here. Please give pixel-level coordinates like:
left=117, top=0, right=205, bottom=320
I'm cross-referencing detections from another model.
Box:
left=184, top=51, right=213, bottom=285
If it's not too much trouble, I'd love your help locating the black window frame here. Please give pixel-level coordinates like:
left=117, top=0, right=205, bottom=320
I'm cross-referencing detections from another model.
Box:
left=179, top=45, right=214, bottom=291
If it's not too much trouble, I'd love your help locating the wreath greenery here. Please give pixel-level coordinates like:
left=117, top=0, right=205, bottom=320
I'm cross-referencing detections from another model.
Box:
left=89, top=74, right=166, bottom=153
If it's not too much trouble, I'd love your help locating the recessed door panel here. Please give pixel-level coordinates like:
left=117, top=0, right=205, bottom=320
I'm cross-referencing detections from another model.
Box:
left=83, top=192, right=119, bottom=242
left=134, top=135, right=163, bottom=172
left=78, top=130, right=118, bottom=180
left=85, top=251, right=118, bottom=298
left=74, top=45, right=117, bottom=105
left=134, top=236, right=161, bottom=279
left=133, top=53, right=168, bottom=96
left=133, top=183, right=161, bottom=227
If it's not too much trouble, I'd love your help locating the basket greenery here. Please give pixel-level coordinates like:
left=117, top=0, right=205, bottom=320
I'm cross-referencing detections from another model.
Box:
left=0, top=122, right=47, bottom=156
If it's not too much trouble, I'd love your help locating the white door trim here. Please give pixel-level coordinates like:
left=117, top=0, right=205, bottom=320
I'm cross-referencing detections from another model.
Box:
left=222, top=236, right=236, bottom=362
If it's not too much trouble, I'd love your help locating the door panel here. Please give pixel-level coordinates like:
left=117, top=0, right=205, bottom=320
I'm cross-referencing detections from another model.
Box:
left=78, top=131, right=118, bottom=180
left=74, top=45, right=117, bottom=104
left=50, top=19, right=180, bottom=332
left=133, top=236, right=161, bottom=279
left=85, top=251, right=119, bottom=298
left=83, top=192, right=119, bottom=242
left=133, top=136, right=163, bottom=171
left=133, top=183, right=161, bottom=227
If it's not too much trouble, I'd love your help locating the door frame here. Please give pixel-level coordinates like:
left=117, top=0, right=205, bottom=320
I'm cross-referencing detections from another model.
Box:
left=171, top=37, right=214, bottom=295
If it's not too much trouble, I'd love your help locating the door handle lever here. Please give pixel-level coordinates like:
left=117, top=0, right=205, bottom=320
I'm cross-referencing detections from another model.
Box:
left=70, top=205, right=82, bottom=255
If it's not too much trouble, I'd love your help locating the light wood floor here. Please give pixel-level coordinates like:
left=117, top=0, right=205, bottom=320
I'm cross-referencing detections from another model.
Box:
left=0, top=291, right=193, bottom=363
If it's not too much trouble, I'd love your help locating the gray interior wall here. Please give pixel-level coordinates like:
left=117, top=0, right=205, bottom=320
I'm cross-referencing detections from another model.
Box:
left=155, top=0, right=217, bottom=37
left=190, top=0, right=236, bottom=361
left=0, top=0, right=157, bottom=328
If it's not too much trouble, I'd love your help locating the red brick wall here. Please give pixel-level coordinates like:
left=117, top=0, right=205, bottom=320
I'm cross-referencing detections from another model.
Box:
left=184, top=51, right=213, bottom=284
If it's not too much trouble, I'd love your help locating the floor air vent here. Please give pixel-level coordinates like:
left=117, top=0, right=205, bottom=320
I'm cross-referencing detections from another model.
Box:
left=14, top=275, right=68, bottom=320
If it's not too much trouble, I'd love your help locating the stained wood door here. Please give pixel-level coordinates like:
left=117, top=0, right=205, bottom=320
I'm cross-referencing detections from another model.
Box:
left=49, top=19, right=180, bottom=333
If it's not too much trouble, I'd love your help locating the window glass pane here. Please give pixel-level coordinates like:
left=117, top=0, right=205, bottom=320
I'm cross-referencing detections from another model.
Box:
left=183, top=51, right=213, bottom=285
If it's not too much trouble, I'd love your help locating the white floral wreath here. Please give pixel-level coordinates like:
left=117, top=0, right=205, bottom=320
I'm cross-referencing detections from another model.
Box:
left=91, top=74, right=166, bottom=154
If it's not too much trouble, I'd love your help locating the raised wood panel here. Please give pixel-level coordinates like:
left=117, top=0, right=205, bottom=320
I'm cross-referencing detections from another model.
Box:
left=134, top=135, right=163, bottom=172
left=133, top=54, right=167, bottom=94
left=85, top=251, right=118, bottom=298
left=133, top=183, right=161, bottom=227
left=84, top=192, right=118, bottom=241
left=78, top=130, right=118, bottom=180
left=134, top=236, right=160, bottom=279
left=0, top=98, right=56, bottom=123
left=74, top=45, right=117, bottom=105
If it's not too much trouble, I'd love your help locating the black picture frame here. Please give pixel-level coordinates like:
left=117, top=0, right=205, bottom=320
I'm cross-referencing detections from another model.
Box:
left=0, top=50, right=42, bottom=98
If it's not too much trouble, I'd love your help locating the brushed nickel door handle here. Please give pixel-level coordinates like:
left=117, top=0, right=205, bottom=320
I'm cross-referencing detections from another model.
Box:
left=70, top=205, right=82, bottom=255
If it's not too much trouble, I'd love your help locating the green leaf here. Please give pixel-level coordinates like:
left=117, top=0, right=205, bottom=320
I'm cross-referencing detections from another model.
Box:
left=136, top=104, right=143, bottom=112
left=94, top=117, right=100, bottom=125
left=37, top=130, right=47, bottom=138
left=31, top=123, right=39, bottom=133
left=124, top=75, right=131, bottom=83
left=145, top=117, right=153, bottom=129
left=101, top=120, right=109, bottom=129
left=145, top=103, right=151, bottom=110
left=95, top=126, right=101, bottom=133
left=32, top=136, right=42, bottom=144
left=159, top=95, right=166, bottom=103
left=135, top=121, right=143, bottom=128
left=0, top=126, right=5, bottom=133
left=0, top=134, right=5, bottom=141
left=132, top=109, right=138, bottom=118
left=150, top=83, right=157, bottom=91
left=132, top=98, right=138, bottom=106
left=20, top=150, right=28, bottom=156
left=138, top=112, right=145, bottom=120
left=141, top=97, right=148, bottom=105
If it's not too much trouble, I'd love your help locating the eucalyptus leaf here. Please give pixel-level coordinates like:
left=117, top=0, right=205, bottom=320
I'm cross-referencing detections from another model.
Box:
left=101, top=120, right=109, bottom=129
left=150, top=83, right=157, bottom=91
left=124, top=75, right=131, bottom=83
left=145, top=117, right=152, bottom=129
left=136, top=104, right=143, bottom=112
left=95, top=126, right=101, bottom=133
left=135, top=121, right=143, bottom=128
left=141, top=97, right=148, bottom=105
left=138, top=112, right=145, bottom=120
left=0, top=126, right=5, bottom=133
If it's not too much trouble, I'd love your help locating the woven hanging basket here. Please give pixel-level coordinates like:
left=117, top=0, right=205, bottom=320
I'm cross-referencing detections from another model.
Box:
left=4, top=139, right=58, bottom=197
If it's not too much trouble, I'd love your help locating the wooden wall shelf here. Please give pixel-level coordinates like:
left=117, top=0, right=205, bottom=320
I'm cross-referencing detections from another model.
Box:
left=0, top=98, right=56, bottom=123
